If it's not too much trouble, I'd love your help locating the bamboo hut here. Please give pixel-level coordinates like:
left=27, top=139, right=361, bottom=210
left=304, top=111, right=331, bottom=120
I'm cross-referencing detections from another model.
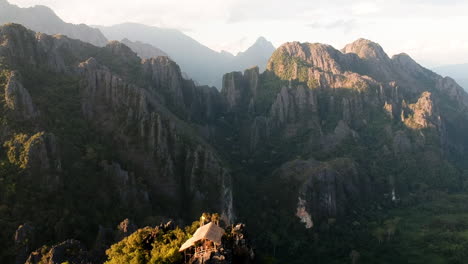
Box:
left=179, top=222, right=225, bottom=262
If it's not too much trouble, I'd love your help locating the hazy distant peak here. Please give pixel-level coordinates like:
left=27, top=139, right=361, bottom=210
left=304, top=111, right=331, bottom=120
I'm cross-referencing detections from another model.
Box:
left=251, top=36, right=275, bottom=50
left=220, top=50, right=235, bottom=57
left=0, top=0, right=108, bottom=46
left=238, top=36, right=275, bottom=57
left=253, top=36, right=270, bottom=45
left=120, top=38, right=168, bottom=59
left=342, top=38, right=389, bottom=61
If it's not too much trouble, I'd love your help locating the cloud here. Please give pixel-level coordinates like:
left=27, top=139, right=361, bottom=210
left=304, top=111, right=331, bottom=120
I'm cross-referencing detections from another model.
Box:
left=307, top=19, right=358, bottom=33
left=351, top=2, right=381, bottom=15
left=226, top=0, right=339, bottom=23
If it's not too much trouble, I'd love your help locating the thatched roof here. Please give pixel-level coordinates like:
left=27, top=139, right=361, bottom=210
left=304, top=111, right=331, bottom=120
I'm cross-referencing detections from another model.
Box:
left=179, top=222, right=225, bottom=252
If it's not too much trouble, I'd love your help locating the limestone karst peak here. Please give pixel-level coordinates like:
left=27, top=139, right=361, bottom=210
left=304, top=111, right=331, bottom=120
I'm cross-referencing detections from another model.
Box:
left=342, top=38, right=389, bottom=61
left=105, top=40, right=138, bottom=58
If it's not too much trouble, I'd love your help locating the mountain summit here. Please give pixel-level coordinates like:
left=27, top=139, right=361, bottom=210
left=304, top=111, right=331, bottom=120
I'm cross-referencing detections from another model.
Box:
left=244, top=36, right=275, bottom=53
left=233, top=36, right=276, bottom=72
left=342, top=38, right=389, bottom=61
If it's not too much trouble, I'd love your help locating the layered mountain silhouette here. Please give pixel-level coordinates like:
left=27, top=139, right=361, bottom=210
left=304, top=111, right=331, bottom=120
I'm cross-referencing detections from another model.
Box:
left=98, top=23, right=276, bottom=88
left=0, top=0, right=276, bottom=88
left=0, top=0, right=107, bottom=46
left=120, top=38, right=168, bottom=58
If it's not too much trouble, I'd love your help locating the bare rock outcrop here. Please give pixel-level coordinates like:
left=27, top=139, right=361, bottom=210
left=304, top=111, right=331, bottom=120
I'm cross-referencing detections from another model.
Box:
left=25, top=240, right=91, bottom=264
left=403, top=92, right=442, bottom=130
left=342, top=38, right=389, bottom=62
left=276, top=158, right=366, bottom=228
left=221, top=67, right=259, bottom=112
left=4, top=71, right=37, bottom=118
left=115, top=218, right=138, bottom=241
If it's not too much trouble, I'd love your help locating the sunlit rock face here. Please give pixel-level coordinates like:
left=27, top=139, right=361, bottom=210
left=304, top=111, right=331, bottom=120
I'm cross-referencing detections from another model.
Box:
left=218, top=36, right=468, bottom=230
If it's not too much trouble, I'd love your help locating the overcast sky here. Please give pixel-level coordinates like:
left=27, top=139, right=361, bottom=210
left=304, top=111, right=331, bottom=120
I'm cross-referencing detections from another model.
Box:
left=8, top=0, right=468, bottom=67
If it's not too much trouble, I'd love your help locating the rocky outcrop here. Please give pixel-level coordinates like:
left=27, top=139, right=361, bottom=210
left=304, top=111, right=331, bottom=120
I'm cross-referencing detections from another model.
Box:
left=3, top=132, right=61, bottom=190
left=142, top=56, right=223, bottom=123
left=267, top=41, right=380, bottom=91
left=269, top=85, right=318, bottom=126
left=4, top=71, right=37, bottom=118
left=0, top=23, right=98, bottom=72
left=435, top=76, right=468, bottom=109
left=276, top=158, right=366, bottom=228
left=221, top=67, right=259, bottom=112
left=25, top=240, right=91, bottom=264
left=4, top=132, right=59, bottom=169
left=100, top=161, right=149, bottom=207
left=115, top=218, right=138, bottom=241
left=321, top=120, right=358, bottom=152
left=342, top=38, right=389, bottom=62
left=403, top=92, right=442, bottom=130
left=189, top=223, right=255, bottom=264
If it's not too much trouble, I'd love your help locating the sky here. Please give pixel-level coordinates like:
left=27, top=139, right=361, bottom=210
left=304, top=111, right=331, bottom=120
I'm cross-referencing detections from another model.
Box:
left=8, top=0, right=468, bottom=67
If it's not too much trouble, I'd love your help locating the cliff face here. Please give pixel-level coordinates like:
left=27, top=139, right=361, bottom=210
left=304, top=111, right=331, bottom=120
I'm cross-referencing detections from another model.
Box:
left=277, top=158, right=365, bottom=229
left=219, top=38, right=468, bottom=232
left=4, top=71, right=37, bottom=119
left=78, top=56, right=232, bottom=217
left=0, top=24, right=233, bottom=263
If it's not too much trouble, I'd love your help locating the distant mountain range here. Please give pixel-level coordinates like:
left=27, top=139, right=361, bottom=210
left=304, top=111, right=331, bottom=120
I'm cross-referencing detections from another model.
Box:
left=0, top=0, right=275, bottom=88
left=0, top=0, right=107, bottom=46
left=120, top=38, right=168, bottom=58
left=97, top=23, right=275, bottom=88
left=433, top=63, right=468, bottom=90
